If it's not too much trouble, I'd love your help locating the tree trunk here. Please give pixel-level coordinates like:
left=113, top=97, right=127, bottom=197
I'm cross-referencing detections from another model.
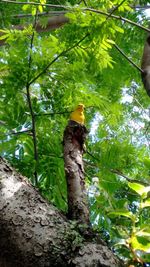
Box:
left=0, top=157, right=124, bottom=267
left=63, top=120, right=90, bottom=225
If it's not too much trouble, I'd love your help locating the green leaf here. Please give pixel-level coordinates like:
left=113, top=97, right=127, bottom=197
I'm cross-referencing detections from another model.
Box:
left=114, top=25, right=124, bottom=33
left=136, top=230, right=150, bottom=238
left=40, top=0, right=46, bottom=4
left=0, top=29, right=10, bottom=40
left=128, top=182, right=150, bottom=198
left=108, top=210, right=135, bottom=221
left=130, top=236, right=150, bottom=253
left=143, top=158, right=150, bottom=169
left=38, top=5, right=43, bottom=13
left=22, top=4, right=30, bottom=11
left=106, top=39, right=115, bottom=45
left=141, top=199, right=150, bottom=208
left=31, top=7, right=37, bottom=16
left=0, top=2, right=150, bottom=263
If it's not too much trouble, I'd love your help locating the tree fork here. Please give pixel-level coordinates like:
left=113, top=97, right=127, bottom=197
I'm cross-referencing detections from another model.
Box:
left=63, top=120, right=90, bottom=226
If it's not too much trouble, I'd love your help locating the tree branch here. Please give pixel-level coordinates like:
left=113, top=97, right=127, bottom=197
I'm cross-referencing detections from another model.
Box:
left=29, top=33, right=89, bottom=85
left=7, top=5, right=150, bottom=20
left=106, top=0, right=127, bottom=21
left=2, top=0, right=150, bottom=13
left=86, top=150, right=149, bottom=186
left=1, top=0, right=68, bottom=9
left=114, top=43, right=143, bottom=73
left=131, top=5, right=150, bottom=10
left=0, top=157, right=123, bottom=267
left=35, top=111, right=71, bottom=116
left=11, top=11, right=67, bottom=19
left=84, top=8, right=150, bottom=33
left=82, top=0, right=87, bottom=6
left=110, top=169, right=149, bottom=186
left=1, top=0, right=150, bottom=33
left=26, top=11, right=39, bottom=185
left=0, top=129, right=32, bottom=137
left=102, top=0, right=142, bottom=75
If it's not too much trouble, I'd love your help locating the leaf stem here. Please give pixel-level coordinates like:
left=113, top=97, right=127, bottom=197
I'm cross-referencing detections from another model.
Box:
left=26, top=84, right=38, bottom=185
left=86, top=150, right=149, bottom=186
left=29, top=33, right=89, bottom=85
left=0, top=129, right=32, bottom=137
left=35, top=111, right=71, bottom=116
left=114, top=43, right=143, bottom=73
left=105, top=0, right=127, bottom=21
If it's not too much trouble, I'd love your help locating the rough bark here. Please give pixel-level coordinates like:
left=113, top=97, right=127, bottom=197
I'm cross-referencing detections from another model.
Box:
left=0, top=157, right=124, bottom=267
left=0, top=14, right=69, bottom=46
left=63, top=121, right=89, bottom=225
left=141, top=34, right=150, bottom=97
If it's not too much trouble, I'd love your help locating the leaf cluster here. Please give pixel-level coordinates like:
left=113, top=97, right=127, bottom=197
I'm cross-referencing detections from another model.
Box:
left=0, top=0, right=150, bottom=265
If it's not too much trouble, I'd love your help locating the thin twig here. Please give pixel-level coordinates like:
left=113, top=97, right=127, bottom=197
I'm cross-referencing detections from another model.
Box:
left=26, top=10, right=39, bottom=185
left=0, top=129, right=32, bottom=137
left=86, top=150, right=149, bottom=186
left=132, top=86, right=150, bottom=148
left=86, top=150, right=100, bottom=161
left=110, top=169, right=149, bottom=186
left=131, top=5, right=150, bottom=10
left=26, top=83, right=38, bottom=185
left=1, top=0, right=68, bottom=9
left=82, top=0, right=87, bottom=6
left=132, top=84, right=150, bottom=115
left=106, top=0, right=127, bottom=21
left=2, top=0, right=150, bottom=12
left=29, top=33, right=89, bottom=85
left=39, top=153, right=63, bottom=159
left=103, top=0, right=142, bottom=74
left=114, top=43, right=144, bottom=73
left=84, top=8, right=150, bottom=33
left=35, top=111, right=71, bottom=116
left=7, top=6, right=150, bottom=20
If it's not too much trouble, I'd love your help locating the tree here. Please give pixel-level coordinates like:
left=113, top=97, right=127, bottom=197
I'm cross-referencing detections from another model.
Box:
left=0, top=0, right=150, bottom=266
left=0, top=157, right=124, bottom=267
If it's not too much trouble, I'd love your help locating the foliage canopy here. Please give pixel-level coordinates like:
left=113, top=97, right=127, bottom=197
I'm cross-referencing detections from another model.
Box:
left=0, top=0, right=150, bottom=265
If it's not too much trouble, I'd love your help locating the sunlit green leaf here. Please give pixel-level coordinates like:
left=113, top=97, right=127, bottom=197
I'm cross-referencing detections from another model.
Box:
left=141, top=199, right=150, bottom=208
left=128, top=182, right=150, bottom=198
left=108, top=210, right=135, bottom=221
left=22, top=4, right=30, bottom=11
left=38, top=5, right=43, bottom=13
left=114, top=25, right=124, bottom=33
left=136, top=230, right=150, bottom=238
left=130, top=236, right=150, bottom=253
left=31, top=7, right=37, bottom=16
